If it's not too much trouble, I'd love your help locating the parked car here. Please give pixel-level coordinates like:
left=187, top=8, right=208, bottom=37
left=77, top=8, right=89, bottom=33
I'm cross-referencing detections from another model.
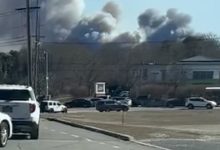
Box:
left=40, top=100, right=67, bottom=113
left=64, top=99, right=92, bottom=108
left=112, top=97, right=132, bottom=106
left=96, top=100, right=129, bottom=112
left=96, top=95, right=110, bottom=99
left=185, top=97, right=217, bottom=109
left=89, top=98, right=103, bottom=107
left=0, top=112, right=13, bottom=147
left=0, top=85, right=40, bottom=139
left=166, top=98, right=186, bottom=108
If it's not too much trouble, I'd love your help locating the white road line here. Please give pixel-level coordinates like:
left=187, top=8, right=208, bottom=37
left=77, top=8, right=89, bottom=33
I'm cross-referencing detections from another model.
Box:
left=86, top=138, right=93, bottom=142
left=60, top=131, right=68, bottom=135
left=113, top=145, right=120, bottom=149
left=71, top=134, right=79, bottom=138
left=99, top=142, right=106, bottom=145
left=133, top=140, right=172, bottom=150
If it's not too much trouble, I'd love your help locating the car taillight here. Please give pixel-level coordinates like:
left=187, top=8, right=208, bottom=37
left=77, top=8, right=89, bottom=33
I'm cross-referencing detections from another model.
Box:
left=29, top=104, right=36, bottom=113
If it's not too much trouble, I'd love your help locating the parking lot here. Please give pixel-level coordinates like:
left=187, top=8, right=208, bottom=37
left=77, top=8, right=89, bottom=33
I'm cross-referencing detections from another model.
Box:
left=43, top=107, right=220, bottom=150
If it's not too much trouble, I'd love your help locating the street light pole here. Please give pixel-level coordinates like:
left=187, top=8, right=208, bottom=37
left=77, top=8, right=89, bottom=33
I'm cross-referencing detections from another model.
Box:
left=26, top=0, right=32, bottom=86
left=44, top=50, right=49, bottom=99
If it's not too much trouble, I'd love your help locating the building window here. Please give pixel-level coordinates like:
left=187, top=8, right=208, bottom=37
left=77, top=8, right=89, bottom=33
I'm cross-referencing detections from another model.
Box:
left=193, top=71, right=214, bottom=80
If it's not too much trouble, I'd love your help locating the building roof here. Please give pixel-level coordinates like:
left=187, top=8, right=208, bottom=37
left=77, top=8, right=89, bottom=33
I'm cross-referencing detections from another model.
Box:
left=180, top=55, right=220, bottom=62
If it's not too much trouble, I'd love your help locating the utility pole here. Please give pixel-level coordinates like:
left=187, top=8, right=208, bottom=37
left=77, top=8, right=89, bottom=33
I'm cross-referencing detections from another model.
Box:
left=34, top=0, right=40, bottom=94
left=44, top=50, right=49, bottom=99
left=26, top=0, right=32, bottom=86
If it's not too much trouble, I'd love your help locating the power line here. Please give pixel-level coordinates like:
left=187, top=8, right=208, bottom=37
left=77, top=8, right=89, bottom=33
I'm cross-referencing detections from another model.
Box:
left=0, top=36, right=26, bottom=41
left=0, top=39, right=26, bottom=45
left=0, top=42, right=26, bottom=48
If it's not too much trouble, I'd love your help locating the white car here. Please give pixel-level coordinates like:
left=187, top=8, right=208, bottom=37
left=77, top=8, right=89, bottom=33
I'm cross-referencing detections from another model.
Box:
left=0, top=112, right=13, bottom=147
left=0, top=85, right=40, bottom=139
left=185, top=97, right=217, bottom=109
left=40, top=100, right=67, bottom=113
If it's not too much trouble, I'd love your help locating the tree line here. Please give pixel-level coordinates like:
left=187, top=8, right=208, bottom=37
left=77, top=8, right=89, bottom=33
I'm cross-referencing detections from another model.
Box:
left=1, top=34, right=220, bottom=98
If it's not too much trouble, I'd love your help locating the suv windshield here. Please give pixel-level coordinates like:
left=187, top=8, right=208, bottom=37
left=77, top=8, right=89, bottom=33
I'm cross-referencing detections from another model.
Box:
left=0, top=90, right=31, bottom=101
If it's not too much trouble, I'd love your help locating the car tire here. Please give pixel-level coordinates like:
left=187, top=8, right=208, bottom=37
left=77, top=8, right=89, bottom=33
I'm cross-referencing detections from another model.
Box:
left=0, top=121, right=9, bottom=147
left=187, top=104, right=194, bottom=109
left=49, top=108, right=54, bottom=113
left=167, top=103, right=174, bottom=108
left=30, top=125, right=39, bottom=139
left=62, top=108, right=68, bottom=113
left=123, top=108, right=129, bottom=112
left=206, top=104, right=213, bottom=109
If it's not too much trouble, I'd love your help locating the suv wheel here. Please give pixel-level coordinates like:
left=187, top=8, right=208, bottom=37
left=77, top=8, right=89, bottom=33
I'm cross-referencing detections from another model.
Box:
left=187, top=104, right=194, bottom=109
left=206, top=104, right=213, bottom=109
left=0, top=122, right=9, bottom=147
left=62, top=108, right=68, bottom=113
left=30, top=125, right=39, bottom=139
left=49, top=108, right=54, bottom=113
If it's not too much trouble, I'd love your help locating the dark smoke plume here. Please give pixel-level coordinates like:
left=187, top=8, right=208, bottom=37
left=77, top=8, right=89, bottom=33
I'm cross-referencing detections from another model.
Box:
left=138, top=9, right=165, bottom=29
left=138, top=8, right=192, bottom=41
left=112, top=32, right=141, bottom=44
left=67, top=2, right=120, bottom=43
left=42, top=0, right=85, bottom=41
left=102, top=1, right=121, bottom=21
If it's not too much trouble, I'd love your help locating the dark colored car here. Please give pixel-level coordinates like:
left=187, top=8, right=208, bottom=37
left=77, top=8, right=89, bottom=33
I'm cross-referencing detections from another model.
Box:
left=166, top=98, right=186, bottom=108
left=64, top=99, right=92, bottom=108
left=90, top=98, right=103, bottom=107
left=96, top=100, right=129, bottom=112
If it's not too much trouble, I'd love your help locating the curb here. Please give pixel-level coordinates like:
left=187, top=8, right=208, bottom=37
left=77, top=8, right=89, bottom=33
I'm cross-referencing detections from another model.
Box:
left=47, top=117, right=134, bottom=141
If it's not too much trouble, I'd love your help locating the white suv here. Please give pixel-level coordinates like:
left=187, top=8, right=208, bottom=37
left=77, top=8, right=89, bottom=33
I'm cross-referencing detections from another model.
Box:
left=0, top=112, right=13, bottom=147
left=40, top=100, right=67, bottom=113
left=0, top=85, right=40, bottom=139
left=185, top=97, right=217, bottom=109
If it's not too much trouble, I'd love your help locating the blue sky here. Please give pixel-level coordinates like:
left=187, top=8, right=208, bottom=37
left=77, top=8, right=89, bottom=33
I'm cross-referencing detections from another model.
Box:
left=84, top=0, right=220, bottom=36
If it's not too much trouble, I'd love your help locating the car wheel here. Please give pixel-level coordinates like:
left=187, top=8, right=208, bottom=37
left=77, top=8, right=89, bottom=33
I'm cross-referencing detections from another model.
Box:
left=0, top=121, right=9, bottom=147
left=167, top=103, right=174, bottom=108
left=123, top=108, right=129, bottom=112
left=187, top=104, right=194, bottom=109
left=49, top=108, right=54, bottom=113
left=30, top=125, right=39, bottom=139
left=206, top=104, right=213, bottom=109
left=99, top=110, right=103, bottom=112
left=62, top=108, right=68, bottom=113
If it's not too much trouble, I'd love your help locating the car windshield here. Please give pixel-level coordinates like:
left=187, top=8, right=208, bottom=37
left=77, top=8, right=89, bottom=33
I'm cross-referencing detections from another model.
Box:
left=0, top=0, right=218, bottom=150
left=0, top=90, right=31, bottom=101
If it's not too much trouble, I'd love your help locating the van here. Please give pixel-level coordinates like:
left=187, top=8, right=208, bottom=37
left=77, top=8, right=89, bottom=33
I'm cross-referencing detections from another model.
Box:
left=40, top=100, right=67, bottom=113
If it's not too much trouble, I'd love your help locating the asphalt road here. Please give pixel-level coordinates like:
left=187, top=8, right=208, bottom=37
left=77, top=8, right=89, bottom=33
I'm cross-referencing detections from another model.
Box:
left=67, top=107, right=187, bottom=113
left=3, top=119, right=162, bottom=150
left=145, top=138, right=220, bottom=150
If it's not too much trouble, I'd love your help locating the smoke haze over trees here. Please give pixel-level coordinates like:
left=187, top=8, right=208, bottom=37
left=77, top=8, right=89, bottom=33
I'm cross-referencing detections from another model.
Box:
left=0, top=0, right=220, bottom=97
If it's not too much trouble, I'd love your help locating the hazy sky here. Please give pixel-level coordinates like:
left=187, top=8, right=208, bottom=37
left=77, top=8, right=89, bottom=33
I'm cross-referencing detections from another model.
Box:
left=84, top=0, right=220, bottom=36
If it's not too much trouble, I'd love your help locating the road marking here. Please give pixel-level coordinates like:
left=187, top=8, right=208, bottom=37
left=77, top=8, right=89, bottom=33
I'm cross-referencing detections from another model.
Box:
left=60, top=131, right=68, bottom=135
left=99, top=142, right=106, bottom=145
left=50, top=129, right=55, bottom=132
left=133, top=140, right=172, bottom=150
left=86, top=138, right=93, bottom=142
left=113, top=145, right=120, bottom=149
left=71, top=134, right=79, bottom=138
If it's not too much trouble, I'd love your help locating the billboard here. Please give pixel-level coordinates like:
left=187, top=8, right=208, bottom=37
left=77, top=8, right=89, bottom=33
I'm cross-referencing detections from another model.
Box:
left=95, top=82, right=106, bottom=95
